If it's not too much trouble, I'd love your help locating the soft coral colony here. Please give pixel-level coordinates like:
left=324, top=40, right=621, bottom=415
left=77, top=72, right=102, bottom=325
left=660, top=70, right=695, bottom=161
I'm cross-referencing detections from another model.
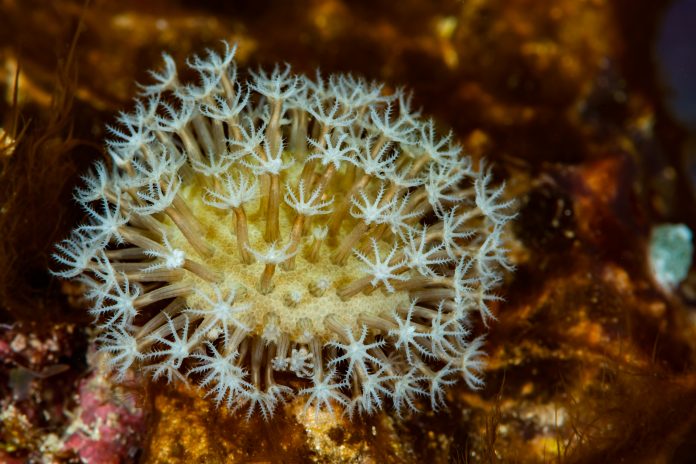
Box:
left=52, top=42, right=515, bottom=419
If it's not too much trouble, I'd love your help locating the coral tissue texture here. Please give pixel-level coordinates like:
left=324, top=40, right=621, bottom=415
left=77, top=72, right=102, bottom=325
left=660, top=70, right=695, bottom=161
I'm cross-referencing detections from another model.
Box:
left=52, top=42, right=514, bottom=419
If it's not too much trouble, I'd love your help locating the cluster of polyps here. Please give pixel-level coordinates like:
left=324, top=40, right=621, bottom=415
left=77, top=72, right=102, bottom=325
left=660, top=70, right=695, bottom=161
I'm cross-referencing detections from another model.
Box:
left=52, top=42, right=515, bottom=419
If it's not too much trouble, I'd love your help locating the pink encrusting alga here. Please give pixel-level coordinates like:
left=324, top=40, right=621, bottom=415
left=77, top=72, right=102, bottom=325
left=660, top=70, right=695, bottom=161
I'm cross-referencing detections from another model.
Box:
left=52, top=42, right=515, bottom=419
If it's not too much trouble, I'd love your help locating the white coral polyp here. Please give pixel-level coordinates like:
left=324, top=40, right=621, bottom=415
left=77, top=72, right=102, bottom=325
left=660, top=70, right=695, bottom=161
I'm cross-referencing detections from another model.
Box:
left=52, top=41, right=515, bottom=419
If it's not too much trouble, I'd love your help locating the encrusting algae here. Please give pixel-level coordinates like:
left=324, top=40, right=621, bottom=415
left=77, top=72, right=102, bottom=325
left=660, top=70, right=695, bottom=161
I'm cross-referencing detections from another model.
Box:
left=51, top=41, right=515, bottom=419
